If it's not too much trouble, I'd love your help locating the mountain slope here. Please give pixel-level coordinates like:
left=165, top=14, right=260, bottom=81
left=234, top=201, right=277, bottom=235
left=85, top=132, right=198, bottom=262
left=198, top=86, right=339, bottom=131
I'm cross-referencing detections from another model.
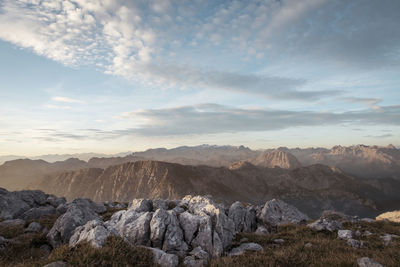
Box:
left=33, top=160, right=400, bottom=218
left=251, top=151, right=302, bottom=169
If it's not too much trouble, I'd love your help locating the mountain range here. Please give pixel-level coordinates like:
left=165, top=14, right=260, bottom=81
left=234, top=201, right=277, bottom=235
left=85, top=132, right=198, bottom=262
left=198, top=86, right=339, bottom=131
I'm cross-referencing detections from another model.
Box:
left=1, top=144, right=399, bottom=218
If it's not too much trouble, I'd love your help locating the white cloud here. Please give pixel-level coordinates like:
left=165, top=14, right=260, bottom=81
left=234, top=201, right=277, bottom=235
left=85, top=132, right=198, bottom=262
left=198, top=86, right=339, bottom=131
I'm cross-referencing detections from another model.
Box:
left=52, top=96, right=85, bottom=104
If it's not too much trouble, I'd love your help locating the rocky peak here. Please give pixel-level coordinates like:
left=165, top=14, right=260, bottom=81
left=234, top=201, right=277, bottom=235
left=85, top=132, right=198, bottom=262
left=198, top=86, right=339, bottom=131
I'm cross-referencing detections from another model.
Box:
left=252, top=151, right=302, bottom=169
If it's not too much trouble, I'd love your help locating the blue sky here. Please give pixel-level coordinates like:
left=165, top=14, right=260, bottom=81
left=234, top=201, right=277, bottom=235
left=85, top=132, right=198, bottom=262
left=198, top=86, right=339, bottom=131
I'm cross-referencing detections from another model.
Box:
left=0, top=0, right=399, bottom=156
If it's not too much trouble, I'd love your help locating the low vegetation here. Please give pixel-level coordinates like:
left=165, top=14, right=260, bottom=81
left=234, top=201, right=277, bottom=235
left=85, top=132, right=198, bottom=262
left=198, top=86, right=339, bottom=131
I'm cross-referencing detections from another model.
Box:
left=1, top=217, right=399, bottom=266
left=211, top=221, right=400, bottom=267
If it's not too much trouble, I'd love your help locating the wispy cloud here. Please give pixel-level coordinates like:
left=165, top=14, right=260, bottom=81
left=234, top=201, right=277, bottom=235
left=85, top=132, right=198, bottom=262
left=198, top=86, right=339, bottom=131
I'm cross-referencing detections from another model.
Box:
left=52, top=96, right=85, bottom=104
left=1, top=0, right=397, bottom=101
left=118, top=103, right=400, bottom=136
left=341, top=97, right=381, bottom=108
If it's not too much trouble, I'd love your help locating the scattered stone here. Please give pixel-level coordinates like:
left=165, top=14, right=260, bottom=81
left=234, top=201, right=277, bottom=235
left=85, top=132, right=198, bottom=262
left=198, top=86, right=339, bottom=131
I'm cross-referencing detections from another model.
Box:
left=255, top=225, right=270, bottom=235
left=0, top=235, right=8, bottom=250
left=258, top=199, right=309, bottom=227
left=184, top=246, right=210, bottom=267
left=363, top=230, right=373, bottom=237
left=39, top=244, right=52, bottom=254
left=42, top=261, right=67, bottom=267
left=148, top=247, right=179, bottom=267
left=355, top=230, right=361, bottom=237
left=338, top=230, right=353, bottom=240
left=347, top=239, right=363, bottom=248
left=274, top=239, right=285, bottom=244
left=380, top=234, right=399, bottom=246
left=304, top=242, right=312, bottom=248
left=69, top=219, right=113, bottom=248
left=228, top=242, right=263, bottom=256
left=308, top=218, right=343, bottom=232
left=25, top=222, right=42, bottom=233
left=321, top=210, right=360, bottom=223
left=357, top=257, right=384, bottom=267
left=361, top=218, right=375, bottom=223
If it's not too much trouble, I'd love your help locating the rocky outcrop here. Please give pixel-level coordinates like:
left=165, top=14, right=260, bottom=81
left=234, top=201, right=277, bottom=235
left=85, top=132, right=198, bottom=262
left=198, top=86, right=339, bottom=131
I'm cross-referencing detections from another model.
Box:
left=376, top=210, right=400, bottom=223
left=0, top=188, right=64, bottom=220
left=357, top=257, right=384, bottom=267
left=228, top=201, right=257, bottom=232
left=69, top=219, right=113, bottom=248
left=148, top=247, right=179, bottom=267
left=252, top=151, right=302, bottom=169
left=258, top=199, right=309, bottom=227
left=228, top=242, right=263, bottom=256
left=47, top=198, right=106, bottom=247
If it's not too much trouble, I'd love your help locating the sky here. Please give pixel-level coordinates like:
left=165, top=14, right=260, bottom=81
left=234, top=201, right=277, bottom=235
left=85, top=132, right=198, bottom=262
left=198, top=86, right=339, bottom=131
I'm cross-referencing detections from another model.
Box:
left=0, top=0, right=399, bottom=156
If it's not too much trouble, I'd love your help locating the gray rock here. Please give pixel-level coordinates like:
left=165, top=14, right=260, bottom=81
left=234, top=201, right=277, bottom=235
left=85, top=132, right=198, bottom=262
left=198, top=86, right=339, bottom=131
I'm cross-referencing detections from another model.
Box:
left=228, top=201, right=257, bottom=232
left=187, top=195, right=235, bottom=255
left=150, top=209, right=170, bottom=249
left=184, top=247, right=209, bottom=267
left=163, top=211, right=188, bottom=255
left=0, top=188, right=31, bottom=220
left=191, top=216, right=213, bottom=256
left=122, top=212, right=153, bottom=246
left=129, top=199, right=153, bottom=213
left=355, top=230, right=362, bottom=237
left=42, top=261, right=67, bottom=267
left=357, top=257, right=384, bottom=267
left=347, top=238, right=364, bottom=248
left=148, top=247, right=179, bottom=267
left=179, top=211, right=201, bottom=244
left=304, top=242, right=312, bottom=248
left=228, top=242, right=263, bottom=256
left=172, top=206, right=185, bottom=214
left=363, top=230, right=373, bottom=237
left=255, top=225, right=270, bottom=235
left=21, top=206, right=56, bottom=221
left=338, top=230, right=353, bottom=240
left=321, top=210, right=360, bottom=223
left=25, top=222, right=42, bottom=233
left=212, top=230, right=223, bottom=258
left=46, top=195, right=66, bottom=208
left=0, top=219, right=25, bottom=227
left=47, top=198, right=103, bottom=247
left=153, top=199, right=168, bottom=210
left=114, top=203, right=126, bottom=209
left=0, top=235, right=8, bottom=250
left=39, top=244, right=52, bottom=254
left=258, top=199, right=309, bottom=226
left=361, top=218, right=375, bottom=223
left=380, top=234, right=399, bottom=246
left=308, top=218, right=343, bottom=232
left=69, top=219, right=113, bottom=248
left=274, top=239, right=285, bottom=244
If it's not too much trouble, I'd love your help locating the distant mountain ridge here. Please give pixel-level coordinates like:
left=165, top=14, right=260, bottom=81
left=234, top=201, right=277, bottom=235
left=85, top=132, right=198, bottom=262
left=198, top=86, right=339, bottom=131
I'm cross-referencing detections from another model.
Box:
left=32, top=160, right=400, bottom=218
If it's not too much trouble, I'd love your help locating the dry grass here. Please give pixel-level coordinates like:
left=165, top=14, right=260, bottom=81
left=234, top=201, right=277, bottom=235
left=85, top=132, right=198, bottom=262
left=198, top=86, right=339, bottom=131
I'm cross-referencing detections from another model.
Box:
left=45, top=236, right=158, bottom=267
left=212, top=221, right=400, bottom=267
left=2, top=218, right=399, bottom=266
